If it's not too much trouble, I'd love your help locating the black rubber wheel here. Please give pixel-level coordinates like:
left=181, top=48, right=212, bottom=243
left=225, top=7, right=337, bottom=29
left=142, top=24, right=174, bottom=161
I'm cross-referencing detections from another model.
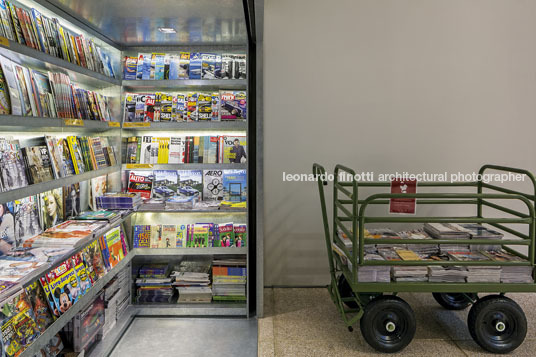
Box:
left=432, top=293, right=477, bottom=310
left=337, top=274, right=358, bottom=309
left=360, top=295, right=416, bottom=353
left=467, top=295, right=527, bottom=354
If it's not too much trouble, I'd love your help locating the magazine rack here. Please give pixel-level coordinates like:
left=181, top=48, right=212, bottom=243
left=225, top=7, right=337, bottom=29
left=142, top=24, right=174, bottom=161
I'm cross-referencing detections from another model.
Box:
left=313, top=163, right=536, bottom=354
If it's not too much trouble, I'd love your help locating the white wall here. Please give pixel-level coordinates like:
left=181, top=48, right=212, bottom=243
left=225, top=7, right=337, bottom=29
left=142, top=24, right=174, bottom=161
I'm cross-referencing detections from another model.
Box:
left=264, top=0, right=536, bottom=286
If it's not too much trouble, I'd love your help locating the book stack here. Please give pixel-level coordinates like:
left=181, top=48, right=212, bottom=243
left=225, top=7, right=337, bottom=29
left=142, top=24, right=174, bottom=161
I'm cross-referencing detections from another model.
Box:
left=125, top=135, right=247, bottom=164
left=449, top=250, right=501, bottom=283
left=399, top=230, right=439, bottom=255
left=456, top=224, right=503, bottom=251
left=428, top=265, right=468, bottom=283
left=482, top=250, right=534, bottom=283
left=74, top=210, right=121, bottom=225
left=0, top=3, right=115, bottom=77
left=359, top=253, right=391, bottom=282
left=96, top=192, right=142, bottom=210
left=212, top=258, right=247, bottom=302
left=22, top=220, right=107, bottom=248
left=365, top=228, right=407, bottom=251
left=424, top=223, right=471, bottom=253
left=123, top=52, right=246, bottom=80
left=136, top=264, right=173, bottom=303
left=171, top=258, right=212, bottom=303
left=392, top=266, right=428, bottom=282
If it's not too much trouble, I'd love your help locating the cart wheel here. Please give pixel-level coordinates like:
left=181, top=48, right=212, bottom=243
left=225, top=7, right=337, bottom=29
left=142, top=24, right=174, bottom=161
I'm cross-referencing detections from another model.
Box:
left=432, top=293, right=477, bottom=310
left=467, top=295, right=527, bottom=354
left=360, top=295, right=416, bottom=353
left=337, top=275, right=358, bottom=309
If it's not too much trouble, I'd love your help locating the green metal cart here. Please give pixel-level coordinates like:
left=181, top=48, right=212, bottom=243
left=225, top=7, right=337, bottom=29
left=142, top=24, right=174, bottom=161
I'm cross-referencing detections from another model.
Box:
left=313, top=163, right=536, bottom=354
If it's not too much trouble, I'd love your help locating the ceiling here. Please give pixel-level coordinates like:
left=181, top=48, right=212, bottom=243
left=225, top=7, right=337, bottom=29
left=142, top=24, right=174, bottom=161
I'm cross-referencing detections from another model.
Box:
left=42, top=0, right=249, bottom=47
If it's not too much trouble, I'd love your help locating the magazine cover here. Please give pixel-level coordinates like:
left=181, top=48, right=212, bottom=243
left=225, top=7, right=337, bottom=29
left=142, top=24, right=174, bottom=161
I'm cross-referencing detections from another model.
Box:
left=218, top=136, right=247, bottom=163
left=197, top=92, right=212, bottom=121
left=66, top=136, right=86, bottom=175
left=203, top=170, right=223, bottom=201
left=123, top=56, right=137, bottom=80
left=22, top=146, right=55, bottom=183
left=220, top=91, right=247, bottom=120
left=235, top=54, right=247, bottom=79
left=45, top=259, right=81, bottom=314
left=144, top=94, right=155, bottom=122
left=191, top=224, right=209, bottom=248
left=59, top=139, right=76, bottom=176
left=211, top=92, right=220, bottom=120
left=81, top=239, right=107, bottom=281
left=127, top=170, right=153, bottom=200
left=39, top=276, right=60, bottom=318
left=174, top=93, right=186, bottom=121
left=39, top=188, right=64, bottom=230
left=133, top=225, right=151, bottom=248
left=140, top=135, right=152, bottom=163
left=150, top=224, right=162, bottom=248
left=176, top=224, right=187, bottom=248
left=0, top=63, right=11, bottom=114
left=63, top=183, right=80, bottom=219
left=178, top=52, right=190, bottom=79
left=136, top=53, right=148, bottom=80
left=168, top=54, right=180, bottom=80
left=71, top=252, right=92, bottom=296
left=234, top=224, right=247, bottom=248
left=177, top=170, right=202, bottom=197
left=13, top=64, right=33, bottom=116
left=0, top=290, right=41, bottom=356
left=89, top=175, right=107, bottom=211
left=141, top=53, right=152, bottom=80
left=0, top=138, right=29, bottom=191
left=124, top=94, right=136, bottom=122
left=13, top=195, right=42, bottom=248
left=134, top=94, right=147, bottom=122
left=0, top=55, right=21, bottom=115
left=99, top=225, right=125, bottom=269
left=38, top=334, right=64, bottom=357
left=168, top=137, right=185, bottom=164
left=201, top=53, right=216, bottom=79
left=160, top=93, right=173, bottom=121
left=0, top=201, right=16, bottom=253
left=221, top=53, right=234, bottom=79
left=218, top=223, right=235, bottom=247
left=152, top=170, right=178, bottom=198
left=189, top=52, right=201, bottom=79
left=186, top=92, right=198, bottom=121
left=25, top=280, right=54, bottom=332
left=44, top=136, right=64, bottom=179
left=222, top=170, right=247, bottom=202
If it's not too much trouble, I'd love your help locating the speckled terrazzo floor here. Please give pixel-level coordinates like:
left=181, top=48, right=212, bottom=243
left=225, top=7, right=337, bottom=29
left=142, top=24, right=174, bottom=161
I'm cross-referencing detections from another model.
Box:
left=258, top=288, right=536, bottom=356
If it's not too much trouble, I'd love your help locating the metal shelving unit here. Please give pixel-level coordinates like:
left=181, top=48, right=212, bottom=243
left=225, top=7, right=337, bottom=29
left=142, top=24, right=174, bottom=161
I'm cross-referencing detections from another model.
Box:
left=133, top=247, right=247, bottom=256
left=123, top=163, right=247, bottom=171
left=122, top=79, right=247, bottom=91
left=0, top=165, right=121, bottom=204
left=121, top=121, right=247, bottom=131
left=0, top=38, right=120, bottom=89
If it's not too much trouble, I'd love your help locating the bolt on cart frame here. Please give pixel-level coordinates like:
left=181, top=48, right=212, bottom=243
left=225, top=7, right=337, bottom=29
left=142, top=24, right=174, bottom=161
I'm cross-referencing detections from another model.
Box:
left=313, top=163, right=536, bottom=353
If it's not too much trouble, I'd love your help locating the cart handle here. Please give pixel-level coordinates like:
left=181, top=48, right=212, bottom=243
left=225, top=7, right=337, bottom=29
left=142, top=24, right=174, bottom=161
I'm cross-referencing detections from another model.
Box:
left=313, top=163, right=337, bottom=276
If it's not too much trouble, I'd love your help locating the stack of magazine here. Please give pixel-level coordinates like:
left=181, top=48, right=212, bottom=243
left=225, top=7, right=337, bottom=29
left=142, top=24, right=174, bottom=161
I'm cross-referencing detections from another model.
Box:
left=399, top=230, right=439, bottom=255
left=135, top=264, right=173, bottom=303
left=482, top=250, right=534, bottom=283
left=359, top=254, right=390, bottom=283
left=171, top=258, right=212, bottom=303
left=456, top=224, right=503, bottom=251
left=212, top=258, right=246, bottom=302
left=449, top=250, right=501, bottom=283
left=428, top=265, right=468, bottom=282
left=424, top=223, right=471, bottom=253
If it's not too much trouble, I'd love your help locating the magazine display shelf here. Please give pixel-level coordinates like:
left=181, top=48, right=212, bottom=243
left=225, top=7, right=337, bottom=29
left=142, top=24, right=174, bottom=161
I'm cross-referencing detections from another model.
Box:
left=134, top=208, right=248, bottom=214
left=121, top=79, right=247, bottom=91
left=121, top=121, right=246, bottom=131
left=0, top=115, right=121, bottom=132
left=0, top=164, right=120, bottom=204
left=19, top=252, right=134, bottom=357
left=0, top=38, right=120, bottom=89
left=314, top=163, right=536, bottom=354
left=133, top=247, right=248, bottom=256
left=122, top=163, right=247, bottom=171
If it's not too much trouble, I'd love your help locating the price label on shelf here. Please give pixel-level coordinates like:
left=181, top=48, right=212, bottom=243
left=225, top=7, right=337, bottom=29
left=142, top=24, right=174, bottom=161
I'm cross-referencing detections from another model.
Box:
left=108, top=122, right=120, bottom=127
left=0, top=37, right=9, bottom=47
left=123, top=122, right=150, bottom=128
left=64, top=119, right=84, bottom=126
left=126, top=164, right=153, bottom=169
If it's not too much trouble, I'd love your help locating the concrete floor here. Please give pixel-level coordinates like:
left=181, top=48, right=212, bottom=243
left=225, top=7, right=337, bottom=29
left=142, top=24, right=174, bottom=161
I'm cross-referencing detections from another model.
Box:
left=110, top=317, right=258, bottom=357
left=258, top=288, right=536, bottom=356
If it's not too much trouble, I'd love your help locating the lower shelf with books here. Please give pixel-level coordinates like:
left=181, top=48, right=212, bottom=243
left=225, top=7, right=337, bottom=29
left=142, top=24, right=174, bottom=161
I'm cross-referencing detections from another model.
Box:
left=19, top=253, right=134, bottom=357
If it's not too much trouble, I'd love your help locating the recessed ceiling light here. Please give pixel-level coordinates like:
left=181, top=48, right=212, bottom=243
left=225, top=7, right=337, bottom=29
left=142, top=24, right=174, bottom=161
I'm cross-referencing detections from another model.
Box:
left=158, top=27, right=176, bottom=34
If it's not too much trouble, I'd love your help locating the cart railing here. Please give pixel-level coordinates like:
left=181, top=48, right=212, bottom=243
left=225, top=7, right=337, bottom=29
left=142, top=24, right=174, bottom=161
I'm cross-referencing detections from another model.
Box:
left=314, top=163, right=536, bottom=287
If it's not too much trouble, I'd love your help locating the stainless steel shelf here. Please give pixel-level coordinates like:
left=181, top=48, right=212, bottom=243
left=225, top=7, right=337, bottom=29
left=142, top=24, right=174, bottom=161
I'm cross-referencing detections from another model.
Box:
left=133, top=303, right=247, bottom=316
left=86, top=306, right=136, bottom=357
left=122, top=79, right=247, bottom=91
left=0, top=165, right=120, bottom=204
left=20, top=253, right=134, bottom=357
left=121, top=121, right=246, bottom=131
left=0, top=115, right=121, bottom=132
left=122, top=163, right=246, bottom=171
left=0, top=38, right=120, bottom=89
left=136, top=208, right=247, bottom=213
left=133, top=247, right=247, bottom=256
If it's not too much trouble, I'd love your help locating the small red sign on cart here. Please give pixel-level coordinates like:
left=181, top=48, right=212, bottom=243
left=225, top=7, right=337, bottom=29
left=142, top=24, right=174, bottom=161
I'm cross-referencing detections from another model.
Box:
left=389, top=179, right=417, bottom=214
